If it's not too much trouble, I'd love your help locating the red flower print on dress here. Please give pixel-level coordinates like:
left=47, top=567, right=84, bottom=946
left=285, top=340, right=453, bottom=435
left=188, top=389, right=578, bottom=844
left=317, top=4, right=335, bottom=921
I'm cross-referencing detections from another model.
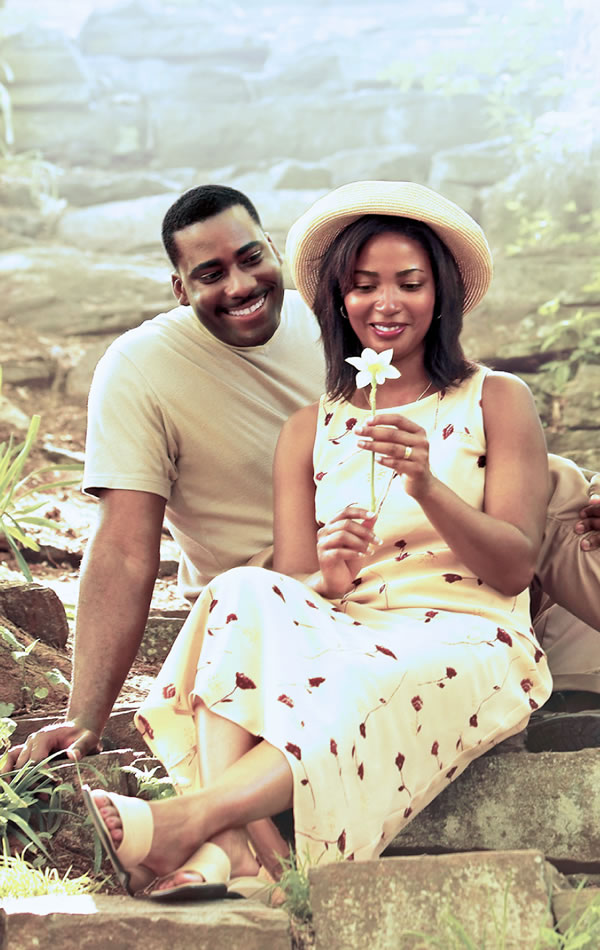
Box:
left=337, top=830, right=346, bottom=854
left=226, top=613, right=237, bottom=623
left=315, top=472, right=326, bottom=481
left=446, top=766, right=458, bottom=780
left=529, top=698, right=539, bottom=710
left=394, top=539, right=407, bottom=549
left=329, top=418, right=358, bottom=443
left=308, top=676, right=326, bottom=687
left=236, top=672, right=256, bottom=689
left=395, top=752, right=405, bottom=770
left=357, top=763, right=364, bottom=780
left=324, top=412, right=333, bottom=426
left=496, top=628, right=513, bottom=647
left=442, top=424, right=454, bottom=440
left=272, top=585, right=286, bottom=602
left=446, top=667, right=457, bottom=679
left=137, top=715, right=154, bottom=741
left=411, top=696, right=423, bottom=711
left=431, top=741, right=439, bottom=756
left=469, top=713, right=478, bottom=727
left=359, top=723, right=366, bottom=738
left=162, top=684, right=176, bottom=699
left=330, top=739, right=338, bottom=756
left=443, top=573, right=463, bottom=583
left=395, top=552, right=410, bottom=562
left=404, top=807, right=412, bottom=819
left=286, top=742, right=302, bottom=760
left=278, top=694, right=294, bottom=707
left=209, top=598, right=218, bottom=612
left=424, top=610, right=438, bottom=623
left=306, top=600, right=318, bottom=609
left=375, top=644, right=398, bottom=660
left=477, top=455, right=486, bottom=468
left=520, top=678, right=533, bottom=693
left=346, top=418, right=357, bottom=430
left=534, top=648, right=544, bottom=663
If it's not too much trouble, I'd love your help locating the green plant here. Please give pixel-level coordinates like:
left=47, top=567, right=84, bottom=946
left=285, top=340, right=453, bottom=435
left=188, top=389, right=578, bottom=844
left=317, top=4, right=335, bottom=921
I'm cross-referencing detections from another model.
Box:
left=276, top=849, right=315, bottom=925
left=0, top=753, right=75, bottom=859
left=0, top=624, right=70, bottom=709
left=121, top=763, right=175, bottom=801
left=537, top=303, right=600, bottom=397
left=0, top=367, right=82, bottom=581
left=0, top=849, right=102, bottom=898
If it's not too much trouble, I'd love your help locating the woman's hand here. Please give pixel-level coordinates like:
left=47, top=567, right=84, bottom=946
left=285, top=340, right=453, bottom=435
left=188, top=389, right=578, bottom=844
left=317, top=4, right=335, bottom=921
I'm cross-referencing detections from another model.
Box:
left=355, top=413, right=435, bottom=500
left=315, top=505, right=379, bottom=598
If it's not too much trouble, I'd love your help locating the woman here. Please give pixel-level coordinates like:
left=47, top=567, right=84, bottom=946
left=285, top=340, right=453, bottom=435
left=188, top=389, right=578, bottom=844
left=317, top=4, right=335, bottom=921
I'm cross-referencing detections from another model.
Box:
left=84, top=181, right=552, bottom=900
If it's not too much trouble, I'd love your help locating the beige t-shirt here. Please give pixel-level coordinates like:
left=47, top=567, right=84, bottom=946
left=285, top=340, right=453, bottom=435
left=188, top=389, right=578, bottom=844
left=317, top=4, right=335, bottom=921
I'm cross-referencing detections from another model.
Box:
left=84, top=290, right=325, bottom=598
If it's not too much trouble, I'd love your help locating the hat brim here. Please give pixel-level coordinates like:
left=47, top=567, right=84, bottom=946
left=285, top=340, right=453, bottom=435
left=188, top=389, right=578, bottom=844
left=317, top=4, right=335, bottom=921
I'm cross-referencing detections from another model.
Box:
left=285, top=181, right=493, bottom=315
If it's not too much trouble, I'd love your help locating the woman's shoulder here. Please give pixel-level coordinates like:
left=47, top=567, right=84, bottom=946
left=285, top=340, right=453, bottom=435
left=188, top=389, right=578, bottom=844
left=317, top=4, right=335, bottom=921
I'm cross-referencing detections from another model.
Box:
left=482, top=370, right=534, bottom=400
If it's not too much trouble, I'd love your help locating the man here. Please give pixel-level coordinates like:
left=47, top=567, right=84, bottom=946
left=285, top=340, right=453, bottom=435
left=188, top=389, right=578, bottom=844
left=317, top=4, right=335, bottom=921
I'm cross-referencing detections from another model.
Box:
left=6, top=184, right=600, bottom=768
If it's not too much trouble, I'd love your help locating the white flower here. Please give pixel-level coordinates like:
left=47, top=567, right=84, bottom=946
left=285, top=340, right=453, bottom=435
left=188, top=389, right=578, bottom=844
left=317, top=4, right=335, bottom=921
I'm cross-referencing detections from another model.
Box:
left=345, top=348, right=401, bottom=388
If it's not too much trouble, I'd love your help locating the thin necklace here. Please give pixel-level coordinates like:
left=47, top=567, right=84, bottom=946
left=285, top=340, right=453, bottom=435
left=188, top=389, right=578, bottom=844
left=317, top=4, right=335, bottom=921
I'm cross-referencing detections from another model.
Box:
left=362, top=379, right=432, bottom=409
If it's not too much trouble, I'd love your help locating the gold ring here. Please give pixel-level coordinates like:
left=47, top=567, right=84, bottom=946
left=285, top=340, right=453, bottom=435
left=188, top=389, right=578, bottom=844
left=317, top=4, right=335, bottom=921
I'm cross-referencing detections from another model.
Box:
left=404, top=445, right=412, bottom=460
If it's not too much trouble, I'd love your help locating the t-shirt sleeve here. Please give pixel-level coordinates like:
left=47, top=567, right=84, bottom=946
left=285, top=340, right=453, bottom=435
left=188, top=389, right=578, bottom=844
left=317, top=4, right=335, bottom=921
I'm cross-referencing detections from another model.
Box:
left=83, top=344, right=177, bottom=499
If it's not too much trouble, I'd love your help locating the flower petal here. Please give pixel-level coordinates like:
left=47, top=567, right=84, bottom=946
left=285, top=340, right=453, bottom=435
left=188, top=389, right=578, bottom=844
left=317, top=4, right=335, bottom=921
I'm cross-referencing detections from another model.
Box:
left=355, top=370, right=372, bottom=388
left=345, top=356, right=366, bottom=371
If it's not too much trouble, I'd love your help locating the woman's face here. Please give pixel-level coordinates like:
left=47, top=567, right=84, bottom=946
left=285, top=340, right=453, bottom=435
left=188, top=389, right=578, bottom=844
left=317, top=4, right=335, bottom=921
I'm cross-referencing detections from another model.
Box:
left=343, top=231, right=436, bottom=362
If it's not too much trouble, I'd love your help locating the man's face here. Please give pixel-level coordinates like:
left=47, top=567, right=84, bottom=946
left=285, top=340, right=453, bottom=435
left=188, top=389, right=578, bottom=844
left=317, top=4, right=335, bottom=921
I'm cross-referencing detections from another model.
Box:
left=171, top=205, right=285, bottom=347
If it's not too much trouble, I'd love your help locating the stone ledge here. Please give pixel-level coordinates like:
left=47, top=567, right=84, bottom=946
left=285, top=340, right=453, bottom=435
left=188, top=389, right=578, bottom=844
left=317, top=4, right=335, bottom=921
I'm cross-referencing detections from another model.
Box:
left=388, top=750, right=600, bottom=870
left=0, top=895, right=291, bottom=950
left=310, top=850, right=562, bottom=950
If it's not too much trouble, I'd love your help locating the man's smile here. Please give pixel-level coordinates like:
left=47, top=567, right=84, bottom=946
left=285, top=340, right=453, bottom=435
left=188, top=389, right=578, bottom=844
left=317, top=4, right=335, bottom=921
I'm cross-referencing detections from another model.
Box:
left=223, top=292, right=268, bottom=317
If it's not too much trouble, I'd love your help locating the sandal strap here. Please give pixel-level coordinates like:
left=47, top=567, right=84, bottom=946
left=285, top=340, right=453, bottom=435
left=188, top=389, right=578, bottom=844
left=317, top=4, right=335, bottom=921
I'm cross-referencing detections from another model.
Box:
left=106, top=792, right=154, bottom=868
left=177, top=842, right=231, bottom=883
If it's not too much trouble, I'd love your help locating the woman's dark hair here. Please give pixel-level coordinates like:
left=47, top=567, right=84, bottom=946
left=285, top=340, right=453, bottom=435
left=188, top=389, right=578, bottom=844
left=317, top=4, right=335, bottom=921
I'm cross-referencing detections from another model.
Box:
left=312, top=214, right=476, bottom=401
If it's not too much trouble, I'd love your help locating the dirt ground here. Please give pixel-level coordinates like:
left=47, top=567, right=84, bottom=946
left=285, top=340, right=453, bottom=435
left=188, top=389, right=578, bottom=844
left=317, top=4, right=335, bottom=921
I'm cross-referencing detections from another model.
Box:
left=1, top=382, right=189, bottom=710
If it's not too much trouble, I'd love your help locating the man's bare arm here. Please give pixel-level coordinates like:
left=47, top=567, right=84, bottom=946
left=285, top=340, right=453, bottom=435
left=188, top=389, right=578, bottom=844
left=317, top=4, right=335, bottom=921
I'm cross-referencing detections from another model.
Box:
left=6, top=489, right=166, bottom=768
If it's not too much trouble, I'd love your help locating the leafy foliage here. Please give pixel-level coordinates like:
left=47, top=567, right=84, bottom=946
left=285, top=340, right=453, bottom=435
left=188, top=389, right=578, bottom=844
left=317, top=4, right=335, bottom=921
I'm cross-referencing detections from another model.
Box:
left=0, top=753, right=75, bottom=859
left=0, top=367, right=82, bottom=581
left=121, top=763, right=175, bottom=801
left=537, top=303, right=600, bottom=396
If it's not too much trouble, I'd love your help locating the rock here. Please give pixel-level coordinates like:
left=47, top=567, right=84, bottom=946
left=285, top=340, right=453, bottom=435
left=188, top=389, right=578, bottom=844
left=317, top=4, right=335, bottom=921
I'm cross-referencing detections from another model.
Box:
left=56, top=193, right=179, bottom=254
left=310, top=850, right=560, bottom=949
left=0, top=895, right=291, bottom=950
left=0, top=614, right=70, bottom=713
left=428, top=138, right=515, bottom=189
left=324, top=145, right=430, bottom=188
left=388, top=749, right=600, bottom=870
left=0, top=247, right=173, bottom=335
left=64, top=339, right=116, bottom=403
left=0, top=395, right=31, bottom=432
left=137, top=611, right=189, bottom=665
left=560, top=364, right=600, bottom=430
left=0, top=28, right=90, bottom=85
left=56, top=167, right=196, bottom=207
left=543, top=430, right=600, bottom=474
left=0, top=582, right=69, bottom=648
left=553, top=886, right=600, bottom=934
left=78, top=2, right=269, bottom=69
left=0, top=357, right=58, bottom=387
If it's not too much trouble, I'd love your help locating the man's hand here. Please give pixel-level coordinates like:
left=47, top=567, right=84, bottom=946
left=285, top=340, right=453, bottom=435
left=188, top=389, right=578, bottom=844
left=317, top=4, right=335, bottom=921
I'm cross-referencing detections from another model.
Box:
left=2, top=721, right=101, bottom=773
left=575, top=482, right=600, bottom=551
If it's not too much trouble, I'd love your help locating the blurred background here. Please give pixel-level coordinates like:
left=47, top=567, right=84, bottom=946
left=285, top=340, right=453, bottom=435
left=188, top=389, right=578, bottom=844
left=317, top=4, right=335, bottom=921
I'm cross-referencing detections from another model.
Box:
left=0, top=0, right=598, bottom=465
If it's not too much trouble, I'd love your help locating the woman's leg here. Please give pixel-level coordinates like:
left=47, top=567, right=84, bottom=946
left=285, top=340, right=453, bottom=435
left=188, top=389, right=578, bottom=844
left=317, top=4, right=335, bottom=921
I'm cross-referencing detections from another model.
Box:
left=93, top=734, right=294, bottom=883
left=195, top=702, right=290, bottom=881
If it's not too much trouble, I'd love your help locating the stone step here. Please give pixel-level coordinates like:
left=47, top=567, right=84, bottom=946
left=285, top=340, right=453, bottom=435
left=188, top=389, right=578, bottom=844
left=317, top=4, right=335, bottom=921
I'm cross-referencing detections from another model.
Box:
left=388, top=749, right=600, bottom=871
left=309, top=849, right=565, bottom=949
left=0, top=895, right=291, bottom=950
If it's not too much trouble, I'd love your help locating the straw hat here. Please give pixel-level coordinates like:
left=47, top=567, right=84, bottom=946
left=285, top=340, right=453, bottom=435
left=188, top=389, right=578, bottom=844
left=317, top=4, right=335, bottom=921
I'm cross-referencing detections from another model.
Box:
left=285, top=180, right=493, bottom=315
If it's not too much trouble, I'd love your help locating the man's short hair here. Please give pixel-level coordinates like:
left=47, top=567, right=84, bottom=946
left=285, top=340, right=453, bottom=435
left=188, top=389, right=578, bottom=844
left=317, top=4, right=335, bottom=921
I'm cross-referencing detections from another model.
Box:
left=162, top=184, right=263, bottom=268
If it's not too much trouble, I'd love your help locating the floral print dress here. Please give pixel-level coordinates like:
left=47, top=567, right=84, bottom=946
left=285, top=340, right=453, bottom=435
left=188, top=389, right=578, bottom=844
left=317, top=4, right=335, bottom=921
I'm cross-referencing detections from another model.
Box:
left=135, top=366, right=552, bottom=865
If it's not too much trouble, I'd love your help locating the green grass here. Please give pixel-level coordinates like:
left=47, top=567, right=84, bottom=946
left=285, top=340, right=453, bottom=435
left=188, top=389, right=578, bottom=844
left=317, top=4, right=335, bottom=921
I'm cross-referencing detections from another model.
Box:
left=0, top=850, right=101, bottom=898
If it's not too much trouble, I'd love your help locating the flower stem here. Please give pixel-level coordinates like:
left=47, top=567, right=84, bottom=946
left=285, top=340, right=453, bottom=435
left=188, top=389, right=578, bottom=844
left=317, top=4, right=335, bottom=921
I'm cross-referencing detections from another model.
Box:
left=369, top=381, right=377, bottom=512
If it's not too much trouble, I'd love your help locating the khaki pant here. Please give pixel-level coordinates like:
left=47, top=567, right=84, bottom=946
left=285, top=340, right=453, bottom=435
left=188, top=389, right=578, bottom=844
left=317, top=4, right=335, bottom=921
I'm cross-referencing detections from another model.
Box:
left=534, top=455, right=600, bottom=691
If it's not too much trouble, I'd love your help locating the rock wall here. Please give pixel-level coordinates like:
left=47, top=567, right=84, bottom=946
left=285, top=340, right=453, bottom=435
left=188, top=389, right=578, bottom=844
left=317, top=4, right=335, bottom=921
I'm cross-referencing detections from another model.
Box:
left=0, top=0, right=598, bottom=469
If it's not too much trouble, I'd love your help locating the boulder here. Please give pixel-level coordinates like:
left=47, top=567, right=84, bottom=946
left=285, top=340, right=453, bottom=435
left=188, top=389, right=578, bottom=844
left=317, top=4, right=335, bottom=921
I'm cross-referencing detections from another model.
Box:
left=57, top=193, right=179, bottom=254
left=56, top=167, right=196, bottom=207
left=325, top=145, right=430, bottom=188
left=428, top=137, right=515, bottom=190
left=0, top=28, right=90, bottom=86
left=310, top=851, right=559, bottom=949
left=78, top=1, right=269, bottom=68
left=0, top=247, right=173, bottom=335
left=0, top=582, right=69, bottom=648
